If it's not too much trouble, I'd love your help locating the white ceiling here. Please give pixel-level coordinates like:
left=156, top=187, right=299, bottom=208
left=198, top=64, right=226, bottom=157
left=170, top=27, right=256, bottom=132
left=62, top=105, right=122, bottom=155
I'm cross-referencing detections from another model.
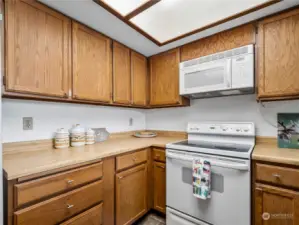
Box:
left=101, top=0, right=149, bottom=16
left=130, top=0, right=270, bottom=43
left=39, top=0, right=299, bottom=57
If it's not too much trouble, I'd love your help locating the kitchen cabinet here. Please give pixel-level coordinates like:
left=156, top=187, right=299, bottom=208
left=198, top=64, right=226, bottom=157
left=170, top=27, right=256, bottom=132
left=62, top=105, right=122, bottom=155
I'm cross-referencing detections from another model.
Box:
left=181, top=24, right=255, bottom=61
left=72, top=22, right=112, bottom=102
left=255, top=184, right=299, bottom=225
left=149, top=48, right=189, bottom=106
left=131, top=51, right=148, bottom=106
left=113, top=42, right=131, bottom=104
left=153, top=161, right=166, bottom=213
left=253, top=161, right=299, bottom=225
left=116, top=163, right=148, bottom=225
left=257, top=8, right=299, bottom=100
left=5, top=0, right=71, bottom=98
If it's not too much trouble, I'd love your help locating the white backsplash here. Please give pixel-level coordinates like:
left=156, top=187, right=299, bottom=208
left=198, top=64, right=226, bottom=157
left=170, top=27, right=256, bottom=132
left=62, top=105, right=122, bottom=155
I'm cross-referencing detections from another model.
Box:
left=2, top=99, right=146, bottom=143
left=145, top=95, right=299, bottom=137
left=3, top=95, right=299, bottom=143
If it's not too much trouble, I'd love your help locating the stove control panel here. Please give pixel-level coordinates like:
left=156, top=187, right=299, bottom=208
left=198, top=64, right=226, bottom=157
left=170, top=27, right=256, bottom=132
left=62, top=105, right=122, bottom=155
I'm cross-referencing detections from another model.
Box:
left=188, top=122, right=255, bottom=136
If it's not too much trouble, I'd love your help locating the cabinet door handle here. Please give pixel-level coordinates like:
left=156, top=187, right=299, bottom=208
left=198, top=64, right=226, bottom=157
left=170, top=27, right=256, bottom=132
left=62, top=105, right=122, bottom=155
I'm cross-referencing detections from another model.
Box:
left=255, top=187, right=263, bottom=191
left=66, top=179, right=74, bottom=184
left=157, top=165, right=165, bottom=169
left=272, top=173, right=281, bottom=178
left=67, top=204, right=74, bottom=209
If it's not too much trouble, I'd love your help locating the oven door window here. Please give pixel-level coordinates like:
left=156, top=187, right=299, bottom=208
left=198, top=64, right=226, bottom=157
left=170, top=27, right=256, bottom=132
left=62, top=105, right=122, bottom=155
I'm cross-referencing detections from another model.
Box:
left=181, top=59, right=232, bottom=94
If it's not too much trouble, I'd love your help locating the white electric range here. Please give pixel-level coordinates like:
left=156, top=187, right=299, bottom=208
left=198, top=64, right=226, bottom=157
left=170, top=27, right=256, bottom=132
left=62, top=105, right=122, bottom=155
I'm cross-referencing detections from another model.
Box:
left=166, top=122, right=255, bottom=225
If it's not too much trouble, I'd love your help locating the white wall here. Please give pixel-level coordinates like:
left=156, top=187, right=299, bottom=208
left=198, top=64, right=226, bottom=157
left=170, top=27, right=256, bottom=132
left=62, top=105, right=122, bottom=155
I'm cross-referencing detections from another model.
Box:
left=145, top=95, right=299, bottom=137
left=3, top=99, right=146, bottom=143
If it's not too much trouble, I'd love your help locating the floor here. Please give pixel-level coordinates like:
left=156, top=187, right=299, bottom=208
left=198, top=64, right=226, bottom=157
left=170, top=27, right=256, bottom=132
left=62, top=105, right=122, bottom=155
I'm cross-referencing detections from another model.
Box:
left=135, top=213, right=166, bottom=225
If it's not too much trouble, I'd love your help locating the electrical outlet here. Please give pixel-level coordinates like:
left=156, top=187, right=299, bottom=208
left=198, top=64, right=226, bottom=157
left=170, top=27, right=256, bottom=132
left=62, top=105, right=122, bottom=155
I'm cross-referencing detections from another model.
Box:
left=129, top=118, right=133, bottom=126
left=23, top=117, right=33, bottom=130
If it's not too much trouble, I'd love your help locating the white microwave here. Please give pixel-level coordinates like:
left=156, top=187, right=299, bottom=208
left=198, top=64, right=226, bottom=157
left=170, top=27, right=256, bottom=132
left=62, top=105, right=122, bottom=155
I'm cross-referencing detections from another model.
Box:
left=179, top=45, right=254, bottom=98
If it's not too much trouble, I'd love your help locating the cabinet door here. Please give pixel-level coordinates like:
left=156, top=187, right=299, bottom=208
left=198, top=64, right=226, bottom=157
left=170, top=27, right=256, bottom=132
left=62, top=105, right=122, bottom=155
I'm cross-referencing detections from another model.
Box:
left=255, top=183, right=299, bottom=225
left=5, top=0, right=70, bottom=97
left=258, top=9, right=299, bottom=99
left=116, top=164, right=147, bottom=225
left=113, top=42, right=131, bottom=104
left=72, top=22, right=112, bottom=102
left=153, top=162, right=166, bottom=213
left=150, top=48, right=181, bottom=106
left=60, top=203, right=102, bottom=225
left=131, top=51, right=147, bottom=106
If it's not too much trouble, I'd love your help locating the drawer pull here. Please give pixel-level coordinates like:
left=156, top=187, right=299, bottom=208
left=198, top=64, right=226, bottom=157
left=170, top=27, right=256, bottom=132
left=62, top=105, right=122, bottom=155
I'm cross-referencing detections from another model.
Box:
left=66, top=179, right=74, bottom=184
left=157, top=165, right=165, bottom=169
left=132, top=156, right=137, bottom=162
left=272, top=173, right=281, bottom=178
left=67, top=204, right=74, bottom=209
left=256, top=187, right=263, bottom=191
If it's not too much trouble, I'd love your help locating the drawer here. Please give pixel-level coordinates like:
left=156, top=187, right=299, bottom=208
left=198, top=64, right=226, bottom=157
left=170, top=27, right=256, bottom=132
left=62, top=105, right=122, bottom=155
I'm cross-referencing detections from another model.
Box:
left=116, top=149, right=147, bottom=171
left=14, top=180, right=103, bottom=225
left=256, top=163, right=299, bottom=189
left=152, top=148, right=165, bottom=162
left=15, top=162, right=103, bottom=207
left=60, top=203, right=103, bottom=225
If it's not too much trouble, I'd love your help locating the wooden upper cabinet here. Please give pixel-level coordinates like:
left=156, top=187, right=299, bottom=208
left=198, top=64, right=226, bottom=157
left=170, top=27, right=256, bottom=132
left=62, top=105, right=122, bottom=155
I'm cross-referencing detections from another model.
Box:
left=116, top=164, right=147, bottom=225
left=257, top=9, right=299, bottom=100
left=255, top=183, right=299, bottom=225
left=181, top=24, right=256, bottom=61
left=113, top=42, right=131, bottom=104
left=153, top=162, right=166, bottom=214
left=72, top=22, right=112, bottom=102
left=131, top=51, right=148, bottom=106
left=150, top=48, right=185, bottom=106
left=5, top=0, right=70, bottom=97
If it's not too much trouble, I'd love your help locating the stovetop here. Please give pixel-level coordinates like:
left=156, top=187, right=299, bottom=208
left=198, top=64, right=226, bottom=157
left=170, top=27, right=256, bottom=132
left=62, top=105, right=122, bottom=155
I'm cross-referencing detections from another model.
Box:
left=171, top=140, right=252, bottom=153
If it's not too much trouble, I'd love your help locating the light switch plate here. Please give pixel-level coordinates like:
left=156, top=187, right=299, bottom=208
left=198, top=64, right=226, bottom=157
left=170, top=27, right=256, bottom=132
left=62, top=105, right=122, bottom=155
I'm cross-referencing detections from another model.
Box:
left=23, top=117, right=33, bottom=130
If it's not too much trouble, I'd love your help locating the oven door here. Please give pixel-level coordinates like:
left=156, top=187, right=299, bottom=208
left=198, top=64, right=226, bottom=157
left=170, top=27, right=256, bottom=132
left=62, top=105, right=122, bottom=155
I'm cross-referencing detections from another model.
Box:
left=166, top=149, right=251, bottom=225
left=180, top=58, right=232, bottom=95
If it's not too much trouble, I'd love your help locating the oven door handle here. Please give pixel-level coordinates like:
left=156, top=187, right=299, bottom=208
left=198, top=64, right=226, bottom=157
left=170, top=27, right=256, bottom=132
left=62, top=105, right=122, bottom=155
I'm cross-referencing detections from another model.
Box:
left=166, top=152, right=249, bottom=171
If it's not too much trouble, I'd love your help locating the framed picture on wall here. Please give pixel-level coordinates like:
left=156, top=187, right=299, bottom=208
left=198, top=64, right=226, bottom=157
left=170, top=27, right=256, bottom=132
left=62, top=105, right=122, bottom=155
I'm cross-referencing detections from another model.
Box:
left=278, top=113, right=299, bottom=149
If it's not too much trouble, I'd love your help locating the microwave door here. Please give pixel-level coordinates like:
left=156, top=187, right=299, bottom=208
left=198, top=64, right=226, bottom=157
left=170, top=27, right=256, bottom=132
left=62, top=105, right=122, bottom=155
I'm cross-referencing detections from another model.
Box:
left=181, top=59, right=232, bottom=95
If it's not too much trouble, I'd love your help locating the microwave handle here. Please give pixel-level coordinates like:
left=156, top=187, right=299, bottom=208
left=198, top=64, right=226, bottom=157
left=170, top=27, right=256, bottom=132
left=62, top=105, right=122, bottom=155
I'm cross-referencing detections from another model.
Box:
left=226, top=58, right=232, bottom=88
left=166, top=152, right=249, bottom=171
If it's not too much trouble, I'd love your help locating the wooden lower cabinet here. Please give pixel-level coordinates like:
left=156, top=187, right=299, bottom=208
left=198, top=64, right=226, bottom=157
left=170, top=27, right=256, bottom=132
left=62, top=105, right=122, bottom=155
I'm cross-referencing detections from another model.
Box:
left=153, top=161, right=166, bottom=213
left=61, top=203, right=103, bottom=225
left=255, top=183, right=299, bottom=225
left=14, top=180, right=103, bottom=225
left=116, top=163, right=148, bottom=225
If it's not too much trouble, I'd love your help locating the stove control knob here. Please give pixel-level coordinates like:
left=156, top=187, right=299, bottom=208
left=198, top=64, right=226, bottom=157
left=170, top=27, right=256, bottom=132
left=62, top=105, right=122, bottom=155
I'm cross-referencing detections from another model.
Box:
left=236, top=128, right=241, bottom=132
left=222, top=127, right=228, bottom=131
left=243, top=129, right=249, bottom=132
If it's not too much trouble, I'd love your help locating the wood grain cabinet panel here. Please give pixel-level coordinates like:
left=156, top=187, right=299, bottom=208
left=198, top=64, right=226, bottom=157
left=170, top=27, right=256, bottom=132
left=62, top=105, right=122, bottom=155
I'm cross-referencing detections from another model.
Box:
left=72, top=22, right=112, bottom=102
left=257, top=9, right=299, bottom=100
left=255, top=163, right=299, bottom=190
left=181, top=24, right=255, bottom=61
left=113, top=42, right=131, bottom=104
left=131, top=51, right=148, bottom=106
left=116, top=164, right=148, bottom=225
left=5, top=0, right=70, bottom=97
left=14, top=180, right=103, bottom=225
left=152, top=148, right=166, bottom=163
left=15, top=162, right=103, bottom=207
left=149, top=48, right=183, bottom=106
left=255, top=183, right=299, bottom=225
left=153, top=162, right=166, bottom=213
left=116, top=149, right=148, bottom=171
left=60, top=203, right=103, bottom=225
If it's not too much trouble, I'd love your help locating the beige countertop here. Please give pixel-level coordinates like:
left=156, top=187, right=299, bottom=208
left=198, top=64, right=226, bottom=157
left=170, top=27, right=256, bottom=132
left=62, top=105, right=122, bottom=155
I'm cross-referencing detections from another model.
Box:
left=3, top=135, right=185, bottom=180
left=253, top=138, right=299, bottom=166
left=5, top=134, right=299, bottom=181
